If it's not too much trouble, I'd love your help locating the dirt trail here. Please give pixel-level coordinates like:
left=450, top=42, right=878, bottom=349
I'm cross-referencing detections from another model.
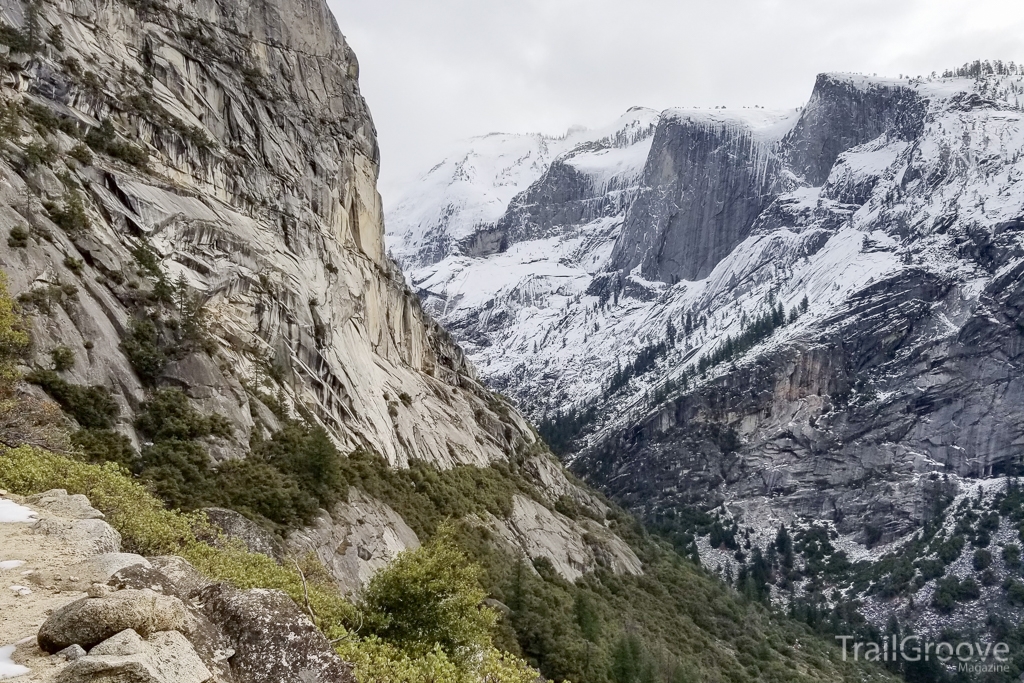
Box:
left=0, top=492, right=91, bottom=682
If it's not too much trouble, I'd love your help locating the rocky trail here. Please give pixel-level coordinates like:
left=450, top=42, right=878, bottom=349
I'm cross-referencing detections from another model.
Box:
left=0, top=490, right=352, bottom=683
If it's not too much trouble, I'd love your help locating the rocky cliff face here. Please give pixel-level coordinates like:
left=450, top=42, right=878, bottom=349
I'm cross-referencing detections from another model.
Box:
left=0, top=0, right=532, bottom=468
left=785, top=73, right=927, bottom=185
left=609, top=109, right=793, bottom=283
left=388, top=67, right=1024, bottom=640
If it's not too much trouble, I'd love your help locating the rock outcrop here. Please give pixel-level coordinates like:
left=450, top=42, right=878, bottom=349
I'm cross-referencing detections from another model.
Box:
left=285, top=488, right=419, bottom=596
left=0, top=0, right=532, bottom=468
left=56, top=629, right=213, bottom=683
left=609, top=110, right=793, bottom=283
left=38, top=589, right=193, bottom=653
left=196, top=583, right=354, bottom=683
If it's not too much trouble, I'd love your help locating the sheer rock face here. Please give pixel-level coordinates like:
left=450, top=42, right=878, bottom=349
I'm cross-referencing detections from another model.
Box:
left=0, top=0, right=534, bottom=467
left=609, top=112, right=790, bottom=283
left=784, top=73, right=928, bottom=185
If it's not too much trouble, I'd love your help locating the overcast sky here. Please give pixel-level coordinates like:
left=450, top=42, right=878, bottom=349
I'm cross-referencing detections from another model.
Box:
left=326, top=0, right=1024, bottom=203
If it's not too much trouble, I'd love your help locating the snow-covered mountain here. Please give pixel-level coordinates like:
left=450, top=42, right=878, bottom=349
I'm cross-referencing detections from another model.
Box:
left=388, top=65, right=1024, bottom=640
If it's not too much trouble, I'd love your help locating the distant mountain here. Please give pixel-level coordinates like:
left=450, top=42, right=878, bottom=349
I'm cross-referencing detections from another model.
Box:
left=388, top=64, right=1024, bottom=653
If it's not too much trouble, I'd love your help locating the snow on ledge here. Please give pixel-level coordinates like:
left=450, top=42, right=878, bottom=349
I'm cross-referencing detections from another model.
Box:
left=0, top=500, right=36, bottom=524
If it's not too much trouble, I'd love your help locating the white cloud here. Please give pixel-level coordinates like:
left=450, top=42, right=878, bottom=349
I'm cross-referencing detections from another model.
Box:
left=327, top=0, right=1024, bottom=202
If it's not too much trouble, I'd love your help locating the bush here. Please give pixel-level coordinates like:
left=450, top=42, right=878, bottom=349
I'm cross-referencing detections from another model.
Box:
left=25, top=369, right=119, bottom=429
left=71, top=428, right=137, bottom=469
left=135, top=388, right=232, bottom=441
left=916, top=558, right=945, bottom=581
left=7, top=225, right=28, bottom=248
left=69, top=143, right=92, bottom=165
left=215, top=458, right=319, bottom=530
left=253, top=421, right=342, bottom=510
left=0, top=276, right=29, bottom=383
left=1007, top=579, right=1024, bottom=606
left=935, top=534, right=965, bottom=564
left=51, top=346, right=75, bottom=371
left=1004, top=543, right=1021, bottom=570
left=24, top=141, right=58, bottom=167
left=45, top=189, right=90, bottom=233
left=121, top=317, right=167, bottom=385
left=360, top=524, right=497, bottom=662
left=17, top=282, right=78, bottom=315
left=973, top=548, right=993, bottom=571
left=931, top=576, right=981, bottom=613
left=63, top=256, right=84, bottom=274
left=86, top=119, right=149, bottom=169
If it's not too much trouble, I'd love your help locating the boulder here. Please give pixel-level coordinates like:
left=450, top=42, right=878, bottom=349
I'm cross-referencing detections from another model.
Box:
left=203, top=508, right=281, bottom=559
left=38, top=589, right=192, bottom=653
left=196, top=583, right=354, bottom=683
left=108, top=563, right=184, bottom=598
left=32, top=518, right=121, bottom=554
left=26, top=489, right=105, bottom=520
left=147, top=556, right=213, bottom=598
left=56, top=629, right=212, bottom=683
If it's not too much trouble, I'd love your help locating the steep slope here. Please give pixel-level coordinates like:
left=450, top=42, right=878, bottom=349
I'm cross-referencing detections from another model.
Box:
left=0, top=0, right=529, bottom=469
left=389, top=64, right=1024, bottom=656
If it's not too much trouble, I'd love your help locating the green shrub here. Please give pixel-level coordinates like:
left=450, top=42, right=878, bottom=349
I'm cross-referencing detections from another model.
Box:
left=50, top=345, right=75, bottom=371
left=915, top=558, right=945, bottom=581
left=0, top=22, right=39, bottom=54
left=7, top=225, right=28, bottom=248
left=1004, top=543, right=1021, bottom=570
left=71, top=428, right=137, bottom=469
left=931, top=576, right=981, bottom=613
left=24, top=141, right=58, bottom=167
left=44, top=189, right=90, bottom=233
left=360, top=525, right=497, bottom=663
left=0, top=275, right=29, bottom=382
left=253, top=421, right=341, bottom=510
left=135, top=388, right=232, bottom=441
left=69, top=143, right=92, bottom=165
left=86, top=119, right=149, bottom=169
left=47, top=24, right=64, bottom=51
left=17, top=281, right=78, bottom=315
left=935, top=534, right=965, bottom=565
left=1007, top=579, right=1024, bottom=606
left=63, top=256, right=84, bottom=274
left=215, top=458, right=319, bottom=530
left=973, top=548, right=993, bottom=571
left=121, top=317, right=167, bottom=385
left=25, top=369, right=118, bottom=429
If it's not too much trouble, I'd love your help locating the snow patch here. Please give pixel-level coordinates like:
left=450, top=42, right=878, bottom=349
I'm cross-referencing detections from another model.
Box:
left=0, top=501, right=35, bottom=524
left=0, top=645, right=28, bottom=680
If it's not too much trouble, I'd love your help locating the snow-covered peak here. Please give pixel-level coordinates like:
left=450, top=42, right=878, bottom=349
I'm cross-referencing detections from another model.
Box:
left=386, top=107, right=662, bottom=267
left=661, top=107, right=801, bottom=143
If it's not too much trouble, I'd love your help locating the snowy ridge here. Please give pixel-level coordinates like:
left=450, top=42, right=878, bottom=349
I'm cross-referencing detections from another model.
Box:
left=388, top=67, right=1024, bottom=641
left=388, top=67, right=1024, bottom=466
left=387, top=107, right=661, bottom=268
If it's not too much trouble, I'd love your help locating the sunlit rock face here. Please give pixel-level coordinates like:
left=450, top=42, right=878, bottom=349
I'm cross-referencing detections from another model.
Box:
left=0, top=0, right=534, bottom=467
